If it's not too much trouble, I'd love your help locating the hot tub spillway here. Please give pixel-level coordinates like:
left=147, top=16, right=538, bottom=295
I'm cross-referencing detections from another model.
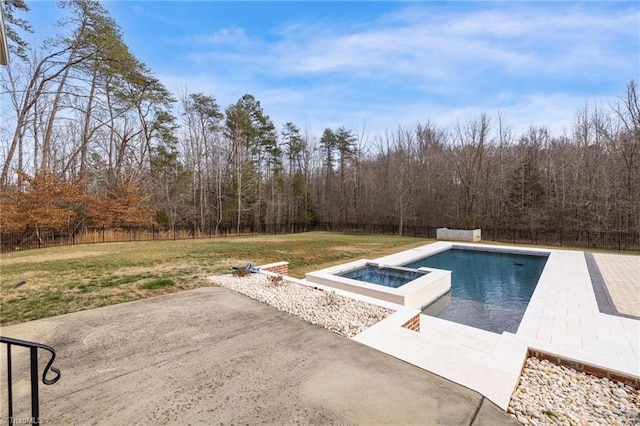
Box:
left=338, top=263, right=428, bottom=288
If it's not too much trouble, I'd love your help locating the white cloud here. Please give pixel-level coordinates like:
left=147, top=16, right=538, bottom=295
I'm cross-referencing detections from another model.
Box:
left=268, top=4, right=637, bottom=82
left=163, top=3, right=638, bottom=141
left=192, top=27, right=251, bottom=46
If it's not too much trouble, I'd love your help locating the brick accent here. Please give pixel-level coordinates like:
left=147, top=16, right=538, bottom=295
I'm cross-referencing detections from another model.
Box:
left=401, top=314, right=420, bottom=332
left=259, top=261, right=289, bottom=276
left=528, top=349, right=640, bottom=388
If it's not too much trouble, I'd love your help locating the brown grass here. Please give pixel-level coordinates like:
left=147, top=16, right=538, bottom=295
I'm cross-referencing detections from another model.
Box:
left=0, top=232, right=429, bottom=324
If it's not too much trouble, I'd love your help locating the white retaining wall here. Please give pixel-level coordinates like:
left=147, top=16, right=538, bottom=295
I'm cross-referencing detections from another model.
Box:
left=436, top=228, right=481, bottom=242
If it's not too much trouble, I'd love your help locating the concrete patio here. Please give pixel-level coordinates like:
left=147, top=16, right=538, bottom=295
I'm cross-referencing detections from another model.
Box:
left=0, top=287, right=517, bottom=425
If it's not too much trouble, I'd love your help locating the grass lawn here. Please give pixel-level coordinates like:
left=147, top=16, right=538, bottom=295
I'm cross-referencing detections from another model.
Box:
left=0, top=232, right=429, bottom=325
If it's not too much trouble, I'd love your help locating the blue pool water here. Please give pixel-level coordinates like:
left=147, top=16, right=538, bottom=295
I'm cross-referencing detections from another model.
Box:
left=339, top=265, right=426, bottom=288
left=404, top=249, right=548, bottom=334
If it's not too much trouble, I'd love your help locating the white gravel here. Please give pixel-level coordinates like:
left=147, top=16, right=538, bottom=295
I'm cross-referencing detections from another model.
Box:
left=509, top=357, right=640, bottom=425
left=209, top=273, right=393, bottom=338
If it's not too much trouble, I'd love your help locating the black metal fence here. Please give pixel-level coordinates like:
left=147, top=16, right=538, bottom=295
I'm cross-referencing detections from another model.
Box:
left=481, top=228, right=640, bottom=252
left=1, top=336, right=61, bottom=425
left=315, top=223, right=640, bottom=252
left=1, top=223, right=638, bottom=253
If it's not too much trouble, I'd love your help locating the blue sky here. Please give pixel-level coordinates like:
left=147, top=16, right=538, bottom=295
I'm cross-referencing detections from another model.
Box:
left=23, top=1, right=640, bottom=139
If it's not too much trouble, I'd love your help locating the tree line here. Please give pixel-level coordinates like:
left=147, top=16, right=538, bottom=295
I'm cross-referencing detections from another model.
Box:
left=1, top=0, right=639, bottom=239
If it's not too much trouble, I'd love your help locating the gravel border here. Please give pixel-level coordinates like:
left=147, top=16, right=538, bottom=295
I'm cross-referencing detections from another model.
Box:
left=509, top=357, right=640, bottom=425
left=209, top=274, right=393, bottom=338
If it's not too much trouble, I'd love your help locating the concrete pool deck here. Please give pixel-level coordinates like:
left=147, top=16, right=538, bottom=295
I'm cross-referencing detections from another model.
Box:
left=304, top=242, right=640, bottom=410
left=0, top=287, right=517, bottom=425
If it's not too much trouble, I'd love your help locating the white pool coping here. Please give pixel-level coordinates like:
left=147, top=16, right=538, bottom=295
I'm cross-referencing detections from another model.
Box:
left=298, top=242, right=640, bottom=410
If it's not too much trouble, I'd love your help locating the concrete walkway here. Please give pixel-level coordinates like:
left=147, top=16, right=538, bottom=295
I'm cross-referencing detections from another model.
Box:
left=0, top=287, right=517, bottom=425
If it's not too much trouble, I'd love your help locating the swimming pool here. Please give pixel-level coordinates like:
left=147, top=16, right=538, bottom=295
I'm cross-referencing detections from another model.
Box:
left=405, top=248, right=548, bottom=334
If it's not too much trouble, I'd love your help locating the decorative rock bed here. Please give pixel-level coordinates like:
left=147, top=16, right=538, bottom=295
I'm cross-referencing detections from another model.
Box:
left=209, top=274, right=393, bottom=338
left=509, top=357, right=640, bottom=425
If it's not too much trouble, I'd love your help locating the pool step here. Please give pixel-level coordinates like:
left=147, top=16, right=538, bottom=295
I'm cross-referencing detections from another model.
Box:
left=420, top=315, right=502, bottom=354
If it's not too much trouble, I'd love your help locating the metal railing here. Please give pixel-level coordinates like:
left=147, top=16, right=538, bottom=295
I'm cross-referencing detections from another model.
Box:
left=1, top=336, right=60, bottom=425
left=315, top=223, right=640, bottom=252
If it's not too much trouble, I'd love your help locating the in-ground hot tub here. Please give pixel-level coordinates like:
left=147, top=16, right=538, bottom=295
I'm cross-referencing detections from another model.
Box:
left=305, top=259, right=451, bottom=309
left=338, top=263, right=427, bottom=288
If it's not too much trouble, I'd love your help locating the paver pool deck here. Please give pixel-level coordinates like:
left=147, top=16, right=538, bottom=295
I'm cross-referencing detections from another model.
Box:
left=592, top=252, right=640, bottom=318
left=0, top=287, right=517, bottom=425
